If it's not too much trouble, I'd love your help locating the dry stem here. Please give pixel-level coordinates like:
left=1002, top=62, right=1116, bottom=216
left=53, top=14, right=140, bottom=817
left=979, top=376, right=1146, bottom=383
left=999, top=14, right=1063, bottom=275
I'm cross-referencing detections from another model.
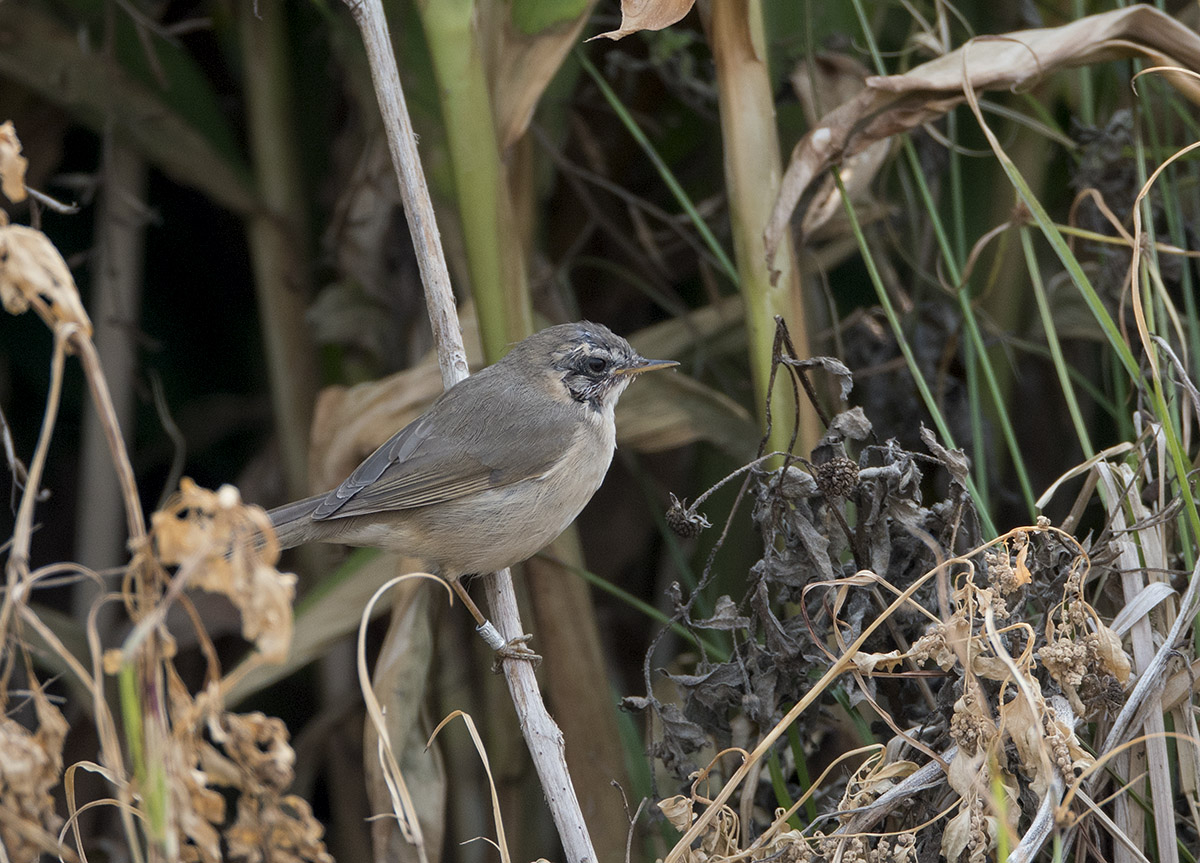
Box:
left=338, top=1, right=597, bottom=860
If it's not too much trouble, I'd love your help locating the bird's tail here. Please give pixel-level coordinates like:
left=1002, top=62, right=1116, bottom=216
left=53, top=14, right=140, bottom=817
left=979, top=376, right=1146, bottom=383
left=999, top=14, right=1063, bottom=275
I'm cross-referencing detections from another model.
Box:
left=266, top=493, right=327, bottom=550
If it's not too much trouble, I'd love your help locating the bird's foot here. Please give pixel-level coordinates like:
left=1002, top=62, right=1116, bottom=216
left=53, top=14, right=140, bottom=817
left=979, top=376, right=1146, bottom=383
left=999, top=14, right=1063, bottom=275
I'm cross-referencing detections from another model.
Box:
left=492, top=633, right=541, bottom=672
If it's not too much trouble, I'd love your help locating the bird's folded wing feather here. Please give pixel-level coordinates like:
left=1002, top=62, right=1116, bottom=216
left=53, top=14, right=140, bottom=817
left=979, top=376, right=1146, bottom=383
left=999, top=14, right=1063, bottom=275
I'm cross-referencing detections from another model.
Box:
left=311, top=374, right=571, bottom=520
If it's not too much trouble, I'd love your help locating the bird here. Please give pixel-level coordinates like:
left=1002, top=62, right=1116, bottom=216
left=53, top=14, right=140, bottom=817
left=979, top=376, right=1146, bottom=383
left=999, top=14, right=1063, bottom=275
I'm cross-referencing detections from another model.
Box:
left=267, top=320, right=677, bottom=638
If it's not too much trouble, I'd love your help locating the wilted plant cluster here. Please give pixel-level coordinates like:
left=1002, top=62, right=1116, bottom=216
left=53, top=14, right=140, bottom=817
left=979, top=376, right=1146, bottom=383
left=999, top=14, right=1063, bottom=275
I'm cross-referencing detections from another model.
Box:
left=636, top=369, right=1174, bottom=862
left=5, top=1, right=1200, bottom=860
left=124, top=479, right=328, bottom=863
left=0, top=122, right=330, bottom=863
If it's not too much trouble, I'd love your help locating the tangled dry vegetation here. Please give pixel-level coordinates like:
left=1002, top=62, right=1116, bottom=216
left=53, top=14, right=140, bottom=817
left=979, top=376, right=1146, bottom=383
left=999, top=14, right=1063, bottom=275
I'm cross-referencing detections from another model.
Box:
left=635, top=356, right=1199, bottom=862
left=0, top=123, right=332, bottom=863
left=3, top=131, right=1199, bottom=860
left=6, top=0, right=1200, bottom=852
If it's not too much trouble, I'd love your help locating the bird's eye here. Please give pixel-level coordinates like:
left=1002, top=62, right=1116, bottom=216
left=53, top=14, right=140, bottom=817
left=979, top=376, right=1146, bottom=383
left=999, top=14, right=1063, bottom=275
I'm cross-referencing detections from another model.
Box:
left=586, top=356, right=609, bottom=374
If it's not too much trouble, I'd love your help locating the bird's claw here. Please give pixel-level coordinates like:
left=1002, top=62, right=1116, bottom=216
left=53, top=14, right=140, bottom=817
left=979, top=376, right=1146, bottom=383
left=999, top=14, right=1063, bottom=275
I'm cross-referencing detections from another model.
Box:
left=492, top=633, right=541, bottom=672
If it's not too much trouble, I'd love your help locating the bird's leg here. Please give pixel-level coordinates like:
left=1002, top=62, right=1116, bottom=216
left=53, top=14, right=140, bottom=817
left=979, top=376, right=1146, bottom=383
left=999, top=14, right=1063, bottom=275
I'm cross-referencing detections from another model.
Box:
left=449, top=577, right=488, bottom=626
left=449, top=577, right=540, bottom=667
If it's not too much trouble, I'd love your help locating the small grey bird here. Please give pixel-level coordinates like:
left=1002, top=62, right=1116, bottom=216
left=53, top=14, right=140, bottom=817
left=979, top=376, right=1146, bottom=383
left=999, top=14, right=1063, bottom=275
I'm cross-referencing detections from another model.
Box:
left=268, top=321, right=676, bottom=619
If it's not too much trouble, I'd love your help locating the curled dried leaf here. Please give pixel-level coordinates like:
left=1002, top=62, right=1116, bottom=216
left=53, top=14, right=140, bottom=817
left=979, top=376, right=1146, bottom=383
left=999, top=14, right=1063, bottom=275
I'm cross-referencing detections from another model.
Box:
left=1013, top=542, right=1033, bottom=588
left=840, top=756, right=917, bottom=812
left=941, top=804, right=995, bottom=863
left=0, top=225, right=91, bottom=334
left=227, top=793, right=333, bottom=863
left=766, top=6, right=1200, bottom=268
left=946, top=747, right=988, bottom=799
left=589, top=0, right=694, bottom=41
left=0, top=684, right=67, bottom=862
left=850, top=648, right=905, bottom=674
left=1090, top=622, right=1131, bottom=684
left=208, top=712, right=295, bottom=793
left=0, top=121, right=28, bottom=203
left=151, top=479, right=296, bottom=663
left=658, top=794, right=694, bottom=832
left=999, top=692, right=1060, bottom=799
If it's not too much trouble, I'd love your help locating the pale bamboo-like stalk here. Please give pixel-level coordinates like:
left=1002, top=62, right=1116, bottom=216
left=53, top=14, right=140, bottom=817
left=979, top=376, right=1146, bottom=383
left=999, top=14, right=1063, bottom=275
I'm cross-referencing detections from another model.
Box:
left=416, top=0, right=533, bottom=361
left=709, top=0, right=819, bottom=456
left=339, top=2, right=598, bottom=860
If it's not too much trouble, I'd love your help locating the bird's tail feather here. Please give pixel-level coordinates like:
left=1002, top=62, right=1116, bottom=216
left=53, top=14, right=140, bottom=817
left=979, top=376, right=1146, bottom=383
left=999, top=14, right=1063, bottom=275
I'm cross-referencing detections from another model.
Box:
left=266, top=493, right=327, bottom=550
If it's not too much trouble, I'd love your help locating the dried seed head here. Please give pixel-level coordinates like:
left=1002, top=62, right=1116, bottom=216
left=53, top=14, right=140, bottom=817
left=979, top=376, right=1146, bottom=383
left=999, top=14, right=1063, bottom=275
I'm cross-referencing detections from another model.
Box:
left=814, top=455, right=859, bottom=499
left=666, top=492, right=711, bottom=537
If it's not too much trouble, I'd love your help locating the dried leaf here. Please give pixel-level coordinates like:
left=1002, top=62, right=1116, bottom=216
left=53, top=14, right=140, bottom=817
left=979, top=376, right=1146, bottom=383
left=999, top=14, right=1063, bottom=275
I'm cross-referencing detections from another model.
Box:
left=785, top=355, right=855, bottom=402
left=0, top=684, right=67, bottom=862
left=999, top=693, right=1054, bottom=799
left=1092, top=622, right=1131, bottom=684
left=789, top=55, right=890, bottom=239
left=941, top=806, right=974, bottom=863
left=693, top=595, right=751, bottom=631
left=1013, top=542, right=1033, bottom=588
left=589, top=0, right=694, bottom=41
left=971, top=654, right=1014, bottom=681
left=488, top=1, right=599, bottom=149
left=946, top=747, right=987, bottom=799
left=920, top=424, right=970, bottom=487
left=766, top=6, right=1200, bottom=267
left=227, top=793, right=333, bottom=863
left=850, top=649, right=905, bottom=673
left=0, top=121, right=28, bottom=203
left=0, top=224, right=92, bottom=334
left=151, top=479, right=297, bottom=664
left=209, top=712, right=295, bottom=792
left=658, top=795, right=694, bottom=832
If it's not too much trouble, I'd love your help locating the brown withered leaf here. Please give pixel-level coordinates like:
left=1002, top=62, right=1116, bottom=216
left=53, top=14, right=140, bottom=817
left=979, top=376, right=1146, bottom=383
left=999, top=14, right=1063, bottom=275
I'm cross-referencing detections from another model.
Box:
left=208, top=712, right=295, bottom=793
left=589, top=0, right=694, bottom=41
left=766, top=5, right=1200, bottom=270
left=0, top=683, right=67, bottom=863
left=850, top=648, right=905, bottom=674
left=942, top=804, right=995, bottom=863
left=790, top=55, right=891, bottom=240
left=1092, top=621, right=1131, bottom=684
left=0, top=121, right=28, bottom=203
left=151, top=479, right=297, bottom=664
left=0, top=225, right=92, bottom=334
left=485, top=2, right=600, bottom=149
left=657, top=795, right=694, bottom=833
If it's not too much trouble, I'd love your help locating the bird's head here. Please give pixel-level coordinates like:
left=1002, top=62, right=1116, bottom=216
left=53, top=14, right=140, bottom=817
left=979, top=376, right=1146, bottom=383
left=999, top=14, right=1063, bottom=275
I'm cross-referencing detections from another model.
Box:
left=510, top=321, right=678, bottom=412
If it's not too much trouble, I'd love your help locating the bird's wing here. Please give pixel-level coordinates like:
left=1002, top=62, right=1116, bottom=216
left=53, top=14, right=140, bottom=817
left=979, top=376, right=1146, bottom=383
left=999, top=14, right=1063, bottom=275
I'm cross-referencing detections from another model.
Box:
left=311, top=374, right=572, bottom=520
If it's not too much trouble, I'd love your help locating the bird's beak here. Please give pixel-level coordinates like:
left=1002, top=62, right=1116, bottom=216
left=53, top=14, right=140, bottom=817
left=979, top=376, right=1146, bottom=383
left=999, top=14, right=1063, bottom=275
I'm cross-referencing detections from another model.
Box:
left=614, top=357, right=680, bottom=376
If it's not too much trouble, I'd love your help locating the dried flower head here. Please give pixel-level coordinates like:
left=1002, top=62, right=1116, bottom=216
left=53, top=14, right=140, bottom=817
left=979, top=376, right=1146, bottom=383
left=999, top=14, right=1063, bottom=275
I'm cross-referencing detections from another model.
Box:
left=0, top=685, right=67, bottom=863
left=666, top=492, right=711, bottom=537
left=814, top=455, right=859, bottom=499
left=150, top=479, right=297, bottom=663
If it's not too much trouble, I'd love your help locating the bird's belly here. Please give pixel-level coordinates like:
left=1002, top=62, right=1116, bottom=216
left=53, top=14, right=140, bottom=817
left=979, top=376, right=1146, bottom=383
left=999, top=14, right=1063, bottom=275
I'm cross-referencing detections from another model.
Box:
left=320, top=417, right=616, bottom=577
left=406, top=424, right=614, bottom=576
